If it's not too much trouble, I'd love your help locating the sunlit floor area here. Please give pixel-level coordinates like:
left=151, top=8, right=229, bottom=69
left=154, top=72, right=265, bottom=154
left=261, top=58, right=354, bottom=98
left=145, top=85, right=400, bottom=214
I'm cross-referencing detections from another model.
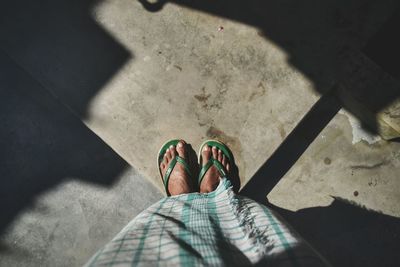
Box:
left=1, top=0, right=399, bottom=266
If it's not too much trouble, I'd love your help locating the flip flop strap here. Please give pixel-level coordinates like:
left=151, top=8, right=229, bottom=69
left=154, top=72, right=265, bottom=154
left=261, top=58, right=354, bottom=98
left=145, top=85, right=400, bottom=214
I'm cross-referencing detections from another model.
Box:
left=198, top=158, right=227, bottom=186
left=163, top=156, right=192, bottom=193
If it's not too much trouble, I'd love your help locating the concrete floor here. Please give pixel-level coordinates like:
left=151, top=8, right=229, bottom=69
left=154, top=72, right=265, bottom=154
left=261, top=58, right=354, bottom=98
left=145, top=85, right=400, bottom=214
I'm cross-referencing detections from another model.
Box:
left=1, top=0, right=400, bottom=266
left=0, top=51, right=162, bottom=266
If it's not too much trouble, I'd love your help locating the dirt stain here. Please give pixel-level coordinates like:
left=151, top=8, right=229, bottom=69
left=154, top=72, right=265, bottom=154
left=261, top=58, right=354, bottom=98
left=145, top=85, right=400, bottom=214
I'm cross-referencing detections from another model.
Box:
left=206, top=126, right=242, bottom=154
left=257, top=30, right=265, bottom=37
left=194, top=111, right=213, bottom=127
left=350, top=160, right=390, bottom=170
left=368, top=178, right=378, bottom=187
left=277, top=124, right=286, bottom=140
left=173, top=65, right=183, bottom=71
left=324, top=157, right=332, bottom=165
left=194, top=87, right=211, bottom=107
left=248, top=81, right=266, bottom=102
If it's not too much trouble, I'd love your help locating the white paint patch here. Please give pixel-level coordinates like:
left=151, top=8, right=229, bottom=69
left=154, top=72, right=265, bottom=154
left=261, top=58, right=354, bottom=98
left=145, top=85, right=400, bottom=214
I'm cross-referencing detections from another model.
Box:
left=339, top=110, right=381, bottom=144
left=143, top=56, right=151, bottom=62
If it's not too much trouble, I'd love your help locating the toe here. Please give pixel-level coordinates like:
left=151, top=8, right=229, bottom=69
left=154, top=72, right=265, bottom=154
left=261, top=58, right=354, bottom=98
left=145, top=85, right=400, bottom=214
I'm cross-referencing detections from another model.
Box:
left=160, top=162, right=165, bottom=170
left=202, top=145, right=211, bottom=165
left=226, top=163, right=230, bottom=172
left=212, top=146, right=218, bottom=159
left=176, top=141, right=186, bottom=159
left=218, top=149, right=223, bottom=162
left=165, top=148, right=172, bottom=161
left=163, top=151, right=169, bottom=162
left=170, top=145, right=177, bottom=158
left=222, top=154, right=227, bottom=166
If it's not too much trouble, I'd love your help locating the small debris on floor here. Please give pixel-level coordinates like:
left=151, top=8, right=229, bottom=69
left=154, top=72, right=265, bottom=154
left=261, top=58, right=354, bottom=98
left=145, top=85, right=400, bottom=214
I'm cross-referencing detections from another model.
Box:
left=173, top=65, right=182, bottom=71
left=353, top=191, right=359, bottom=197
left=218, top=26, right=224, bottom=32
left=324, top=157, right=332, bottom=165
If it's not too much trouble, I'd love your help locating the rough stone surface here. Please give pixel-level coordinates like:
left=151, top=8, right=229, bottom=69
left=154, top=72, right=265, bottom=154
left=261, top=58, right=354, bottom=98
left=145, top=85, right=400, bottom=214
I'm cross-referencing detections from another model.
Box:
left=1, top=0, right=400, bottom=266
left=268, top=110, right=400, bottom=217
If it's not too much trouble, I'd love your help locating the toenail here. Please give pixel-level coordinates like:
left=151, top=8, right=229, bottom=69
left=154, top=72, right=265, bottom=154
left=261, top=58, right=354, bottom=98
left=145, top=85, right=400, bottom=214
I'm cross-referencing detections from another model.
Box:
left=204, top=145, right=210, bottom=151
left=170, top=145, right=174, bottom=149
left=177, top=142, right=183, bottom=148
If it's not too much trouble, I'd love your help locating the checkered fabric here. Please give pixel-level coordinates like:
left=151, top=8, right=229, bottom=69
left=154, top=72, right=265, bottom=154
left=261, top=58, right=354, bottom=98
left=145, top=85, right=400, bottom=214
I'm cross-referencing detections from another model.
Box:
left=85, top=178, right=328, bottom=266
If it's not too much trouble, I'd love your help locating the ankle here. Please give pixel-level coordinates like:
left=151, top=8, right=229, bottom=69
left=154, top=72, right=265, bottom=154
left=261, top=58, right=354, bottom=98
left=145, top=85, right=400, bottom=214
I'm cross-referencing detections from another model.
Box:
left=168, top=178, right=192, bottom=196
left=200, top=178, right=220, bottom=193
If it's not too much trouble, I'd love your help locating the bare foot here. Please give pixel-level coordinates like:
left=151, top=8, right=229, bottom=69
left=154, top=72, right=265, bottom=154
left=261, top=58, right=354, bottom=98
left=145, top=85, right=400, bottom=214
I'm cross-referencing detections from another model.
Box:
left=199, top=145, right=230, bottom=193
left=160, top=140, right=194, bottom=196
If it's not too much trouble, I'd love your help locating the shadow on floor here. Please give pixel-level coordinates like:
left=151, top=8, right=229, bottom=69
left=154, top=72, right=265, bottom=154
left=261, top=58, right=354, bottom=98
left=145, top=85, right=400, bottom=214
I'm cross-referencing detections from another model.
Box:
left=0, top=0, right=132, bottom=235
left=237, top=87, right=400, bottom=266
left=238, top=88, right=400, bottom=266
left=240, top=89, right=342, bottom=202
left=138, top=0, right=400, bottom=136
left=269, top=198, right=400, bottom=267
left=0, top=51, right=129, bottom=236
left=0, top=0, right=132, bottom=118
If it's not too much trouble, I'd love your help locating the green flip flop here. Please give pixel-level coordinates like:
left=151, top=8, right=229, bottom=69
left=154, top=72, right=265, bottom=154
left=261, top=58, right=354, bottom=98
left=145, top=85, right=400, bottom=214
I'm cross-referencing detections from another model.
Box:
left=158, top=139, right=193, bottom=196
left=197, top=139, right=235, bottom=188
